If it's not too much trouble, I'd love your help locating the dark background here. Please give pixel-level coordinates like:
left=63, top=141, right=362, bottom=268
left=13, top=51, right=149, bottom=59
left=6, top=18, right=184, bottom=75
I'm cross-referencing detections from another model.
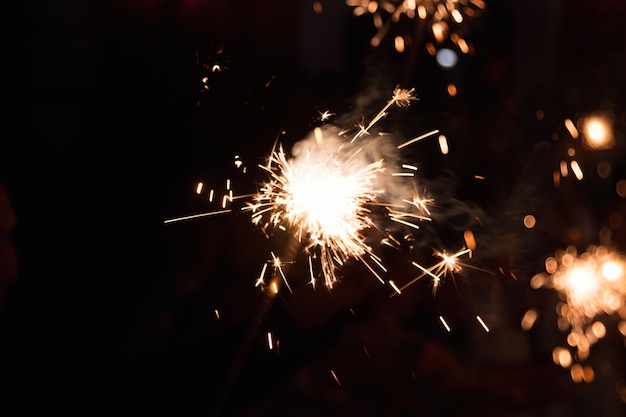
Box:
left=5, top=0, right=626, bottom=415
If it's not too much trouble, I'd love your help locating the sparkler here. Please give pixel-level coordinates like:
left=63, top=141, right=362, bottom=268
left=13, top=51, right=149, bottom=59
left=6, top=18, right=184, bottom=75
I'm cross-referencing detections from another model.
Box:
left=531, top=245, right=626, bottom=379
left=244, top=87, right=471, bottom=293
left=346, top=0, right=486, bottom=53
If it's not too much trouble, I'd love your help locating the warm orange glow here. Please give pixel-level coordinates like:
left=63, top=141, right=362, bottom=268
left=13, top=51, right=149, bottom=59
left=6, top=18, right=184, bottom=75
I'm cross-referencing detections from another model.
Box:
left=330, top=369, right=341, bottom=386
left=523, top=215, right=536, bottom=228
left=447, top=83, right=457, bottom=96
left=564, top=118, right=579, bottom=138
left=582, top=115, right=613, bottom=149
left=438, top=135, right=449, bottom=154
left=394, top=36, right=405, bottom=52
left=457, top=38, right=469, bottom=53
left=432, top=22, right=447, bottom=43
left=521, top=309, right=538, bottom=330
left=570, top=160, right=583, bottom=180
left=463, top=229, right=476, bottom=250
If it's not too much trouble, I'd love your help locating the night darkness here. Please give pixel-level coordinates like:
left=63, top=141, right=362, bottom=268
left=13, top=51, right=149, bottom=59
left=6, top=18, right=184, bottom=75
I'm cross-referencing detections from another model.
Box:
left=7, top=0, right=626, bottom=415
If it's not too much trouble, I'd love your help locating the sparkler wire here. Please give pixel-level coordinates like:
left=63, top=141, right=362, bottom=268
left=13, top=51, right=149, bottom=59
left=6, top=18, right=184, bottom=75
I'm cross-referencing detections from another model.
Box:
left=210, top=235, right=300, bottom=416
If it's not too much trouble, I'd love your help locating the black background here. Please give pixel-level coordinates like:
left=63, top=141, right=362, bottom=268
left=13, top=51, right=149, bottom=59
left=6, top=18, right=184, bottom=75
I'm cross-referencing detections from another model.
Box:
left=6, top=0, right=626, bottom=415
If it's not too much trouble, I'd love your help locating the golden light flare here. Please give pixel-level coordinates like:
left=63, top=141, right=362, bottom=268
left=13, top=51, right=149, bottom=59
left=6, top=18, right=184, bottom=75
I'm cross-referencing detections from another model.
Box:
left=534, top=245, right=626, bottom=380
left=581, top=114, right=614, bottom=150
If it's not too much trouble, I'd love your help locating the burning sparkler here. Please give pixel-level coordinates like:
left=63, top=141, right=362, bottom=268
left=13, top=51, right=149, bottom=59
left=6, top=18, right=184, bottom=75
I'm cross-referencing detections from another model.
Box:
left=245, top=87, right=449, bottom=290
left=346, top=0, right=486, bottom=54
left=531, top=245, right=626, bottom=380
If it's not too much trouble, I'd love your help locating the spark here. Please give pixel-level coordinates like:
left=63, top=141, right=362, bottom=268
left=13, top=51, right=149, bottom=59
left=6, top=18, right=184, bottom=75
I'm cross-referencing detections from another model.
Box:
left=564, top=118, right=579, bottom=138
left=463, top=229, right=476, bottom=250
left=308, top=256, right=316, bottom=289
left=389, top=280, right=402, bottom=294
left=439, top=315, right=451, bottom=331
left=395, top=248, right=472, bottom=295
left=271, top=252, right=293, bottom=293
left=476, top=315, right=490, bottom=332
left=520, top=309, right=538, bottom=331
left=319, top=110, right=335, bottom=121
left=330, top=369, right=342, bottom=386
left=255, top=263, right=268, bottom=287
left=267, top=332, right=274, bottom=350
left=351, top=87, right=416, bottom=143
left=570, top=160, right=583, bottom=180
left=438, top=135, right=449, bottom=154
left=163, top=209, right=231, bottom=224
left=397, top=129, right=440, bottom=149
